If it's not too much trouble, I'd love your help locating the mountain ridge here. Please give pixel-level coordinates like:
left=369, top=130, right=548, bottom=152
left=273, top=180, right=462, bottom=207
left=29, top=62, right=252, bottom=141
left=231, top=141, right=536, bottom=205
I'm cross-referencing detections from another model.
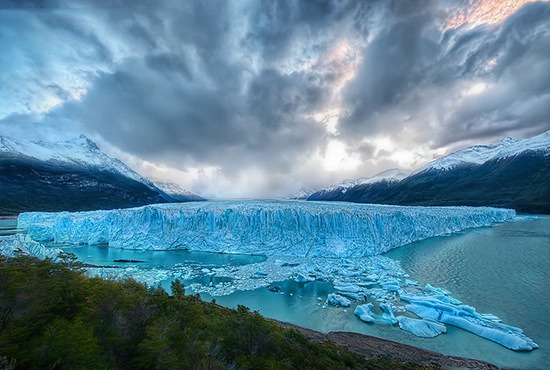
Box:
left=0, top=135, right=204, bottom=214
left=308, top=130, right=550, bottom=213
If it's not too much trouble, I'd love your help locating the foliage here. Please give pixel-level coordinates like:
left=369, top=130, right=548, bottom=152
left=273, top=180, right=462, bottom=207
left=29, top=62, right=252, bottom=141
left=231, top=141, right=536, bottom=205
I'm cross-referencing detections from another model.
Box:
left=0, top=256, right=432, bottom=369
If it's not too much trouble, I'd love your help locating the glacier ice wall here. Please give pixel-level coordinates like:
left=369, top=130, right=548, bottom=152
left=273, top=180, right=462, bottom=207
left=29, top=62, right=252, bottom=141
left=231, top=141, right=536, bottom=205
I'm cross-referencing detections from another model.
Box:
left=17, top=201, right=515, bottom=258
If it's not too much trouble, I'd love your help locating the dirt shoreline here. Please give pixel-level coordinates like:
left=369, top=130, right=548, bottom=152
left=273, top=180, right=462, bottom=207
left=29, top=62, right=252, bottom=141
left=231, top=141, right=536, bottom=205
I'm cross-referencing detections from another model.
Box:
left=274, top=320, right=500, bottom=369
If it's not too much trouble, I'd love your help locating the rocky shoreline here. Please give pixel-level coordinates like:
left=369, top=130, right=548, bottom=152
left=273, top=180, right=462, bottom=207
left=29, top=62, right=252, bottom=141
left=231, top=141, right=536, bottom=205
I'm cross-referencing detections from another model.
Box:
left=275, top=320, right=500, bottom=369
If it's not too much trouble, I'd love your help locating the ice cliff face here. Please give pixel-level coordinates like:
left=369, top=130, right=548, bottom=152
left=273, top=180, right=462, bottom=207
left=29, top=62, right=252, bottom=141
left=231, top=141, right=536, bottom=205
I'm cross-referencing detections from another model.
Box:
left=18, top=201, right=515, bottom=258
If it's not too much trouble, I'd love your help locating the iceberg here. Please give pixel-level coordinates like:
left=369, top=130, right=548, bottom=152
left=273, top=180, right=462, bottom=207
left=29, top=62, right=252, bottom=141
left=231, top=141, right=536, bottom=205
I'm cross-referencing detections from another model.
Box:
left=401, top=295, right=538, bottom=351
left=295, top=272, right=315, bottom=283
left=354, top=303, right=376, bottom=323
left=18, top=201, right=515, bottom=258
left=327, top=293, right=351, bottom=307
left=381, top=280, right=400, bottom=292
left=380, top=303, right=398, bottom=324
left=333, top=283, right=361, bottom=293
left=396, top=316, right=447, bottom=338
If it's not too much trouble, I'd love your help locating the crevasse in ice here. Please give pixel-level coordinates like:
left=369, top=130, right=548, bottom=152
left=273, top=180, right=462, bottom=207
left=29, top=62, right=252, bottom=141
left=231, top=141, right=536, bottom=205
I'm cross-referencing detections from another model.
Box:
left=17, top=201, right=515, bottom=258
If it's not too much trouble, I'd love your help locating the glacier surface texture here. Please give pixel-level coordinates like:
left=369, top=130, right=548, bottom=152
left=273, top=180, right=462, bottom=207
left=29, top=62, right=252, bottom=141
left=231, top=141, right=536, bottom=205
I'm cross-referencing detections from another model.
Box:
left=17, top=201, right=515, bottom=258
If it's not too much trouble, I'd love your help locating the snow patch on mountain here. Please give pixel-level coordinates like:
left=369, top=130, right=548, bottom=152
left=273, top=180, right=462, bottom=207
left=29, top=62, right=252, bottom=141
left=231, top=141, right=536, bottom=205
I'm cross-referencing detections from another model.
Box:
left=0, top=134, right=179, bottom=199
left=318, top=169, right=409, bottom=194
left=0, top=134, right=161, bottom=186
left=418, top=130, right=550, bottom=173
left=151, top=179, right=205, bottom=201
left=287, top=187, right=317, bottom=200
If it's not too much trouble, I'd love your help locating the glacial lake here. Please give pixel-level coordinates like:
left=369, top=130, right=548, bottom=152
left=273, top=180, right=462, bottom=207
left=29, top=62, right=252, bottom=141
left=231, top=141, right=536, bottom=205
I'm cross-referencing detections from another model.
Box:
left=206, top=216, right=550, bottom=370
left=3, top=216, right=549, bottom=369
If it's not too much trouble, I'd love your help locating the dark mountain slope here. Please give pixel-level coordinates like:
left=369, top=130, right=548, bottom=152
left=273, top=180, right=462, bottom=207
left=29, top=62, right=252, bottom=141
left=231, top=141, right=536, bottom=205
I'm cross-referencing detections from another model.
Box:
left=0, top=158, right=167, bottom=214
left=0, top=135, right=204, bottom=215
left=321, top=152, right=550, bottom=213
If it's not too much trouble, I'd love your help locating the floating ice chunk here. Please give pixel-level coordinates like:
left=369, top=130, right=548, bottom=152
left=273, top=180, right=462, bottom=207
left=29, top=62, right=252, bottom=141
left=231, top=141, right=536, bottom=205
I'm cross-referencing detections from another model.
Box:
left=396, top=316, right=447, bottom=338
left=380, top=303, right=397, bottom=324
left=327, top=293, right=351, bottom=307
left=481, top=313, right=502, bottom=322
left=402, top=295, right=538, bottom=351
left=381, top=281, right=400, bottom=292
left=364, top=274, right=378, bottom=281
left=405, top=279, right=419, bottom=286
left=295, top=272, right=315, bottom=283
left=340, top=292, right=361, bottom=301
left=354, top=303, right=376, bottom=323
left=334, top=283, right=361, bottom=293
left=425, top=294, right=462, bottom=305
left=425, top=283, right=450, bottom=295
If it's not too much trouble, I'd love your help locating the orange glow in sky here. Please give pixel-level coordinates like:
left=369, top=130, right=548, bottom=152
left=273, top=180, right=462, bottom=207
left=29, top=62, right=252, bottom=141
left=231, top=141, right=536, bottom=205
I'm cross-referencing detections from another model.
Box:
left=444, top=0, right=548, bottom=30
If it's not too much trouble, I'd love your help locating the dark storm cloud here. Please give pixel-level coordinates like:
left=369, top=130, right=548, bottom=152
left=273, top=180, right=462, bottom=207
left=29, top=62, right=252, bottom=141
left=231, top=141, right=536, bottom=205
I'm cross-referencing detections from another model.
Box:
left=435, top=2, right=550, bottom=144
left=244, top=0, right=358, bottom=60
left=339, top=1, right=550, bottom=148
left=41, top=0, right=330, bottom=172
left=341, top=1, right=440, bottom=133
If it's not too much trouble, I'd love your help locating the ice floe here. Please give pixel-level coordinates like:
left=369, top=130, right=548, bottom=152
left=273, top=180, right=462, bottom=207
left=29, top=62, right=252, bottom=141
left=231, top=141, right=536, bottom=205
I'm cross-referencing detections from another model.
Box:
left=327, top=293, right=351, bottom=307
left=354, top=303, right=376, bottom=323
left=401, top=295, right=538, bottom=351
left=396, top=316, right=447, bottom=338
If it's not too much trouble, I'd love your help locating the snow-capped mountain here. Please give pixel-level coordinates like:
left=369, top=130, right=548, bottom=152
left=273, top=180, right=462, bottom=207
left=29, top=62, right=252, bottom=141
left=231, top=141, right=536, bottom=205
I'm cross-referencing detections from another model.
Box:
left=321, top=169, right=409, bottom=194
left=0, top=135, right=203, bottom=214
left=286, top=187, right=317, bottom=200
left=309, top=130, right=550, bottom=213
left=0, top=134, right=153, bottom=186
left=151, top=179, right=205, bottom=202
left=308, top=169, right=409, bottom=201
left=416, top=130, right=550, bottom=173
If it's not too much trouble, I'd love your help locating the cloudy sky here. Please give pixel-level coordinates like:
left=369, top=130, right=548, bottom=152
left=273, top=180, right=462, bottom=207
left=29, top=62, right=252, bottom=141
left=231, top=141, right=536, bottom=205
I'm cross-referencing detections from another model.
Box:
left=1, top=0, right=549, bottom=198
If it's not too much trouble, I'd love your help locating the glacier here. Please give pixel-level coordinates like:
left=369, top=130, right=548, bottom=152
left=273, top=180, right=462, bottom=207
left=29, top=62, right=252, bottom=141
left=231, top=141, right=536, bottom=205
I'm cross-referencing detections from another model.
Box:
left=17, top=201, right=515, bottom=258
left=0, top=234, right=63, bottom=260
left=10, top=200, right=539, bottom=352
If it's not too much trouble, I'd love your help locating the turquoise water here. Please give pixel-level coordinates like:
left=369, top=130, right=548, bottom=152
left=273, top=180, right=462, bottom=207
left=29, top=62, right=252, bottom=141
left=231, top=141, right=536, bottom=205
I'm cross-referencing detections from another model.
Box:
left=54, top=244, right=266, bottom=269
left=0, top=219, right=18, bottom=236
left=205, top=217, right=550, bottom=370
left=3, top=217, right=548, bottom=369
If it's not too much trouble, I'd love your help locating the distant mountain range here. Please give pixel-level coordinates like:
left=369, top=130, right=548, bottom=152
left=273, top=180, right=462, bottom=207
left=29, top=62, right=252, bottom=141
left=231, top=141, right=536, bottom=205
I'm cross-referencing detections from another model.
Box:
left=287, top=187, right=317, bottom=200
left=308, top=169, right=409, bottom=201
left=309, top=130, right=550, bottom=213
left=152, top=179, right=205, bottom=202
left=0, top=135, right=204, bottom=215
